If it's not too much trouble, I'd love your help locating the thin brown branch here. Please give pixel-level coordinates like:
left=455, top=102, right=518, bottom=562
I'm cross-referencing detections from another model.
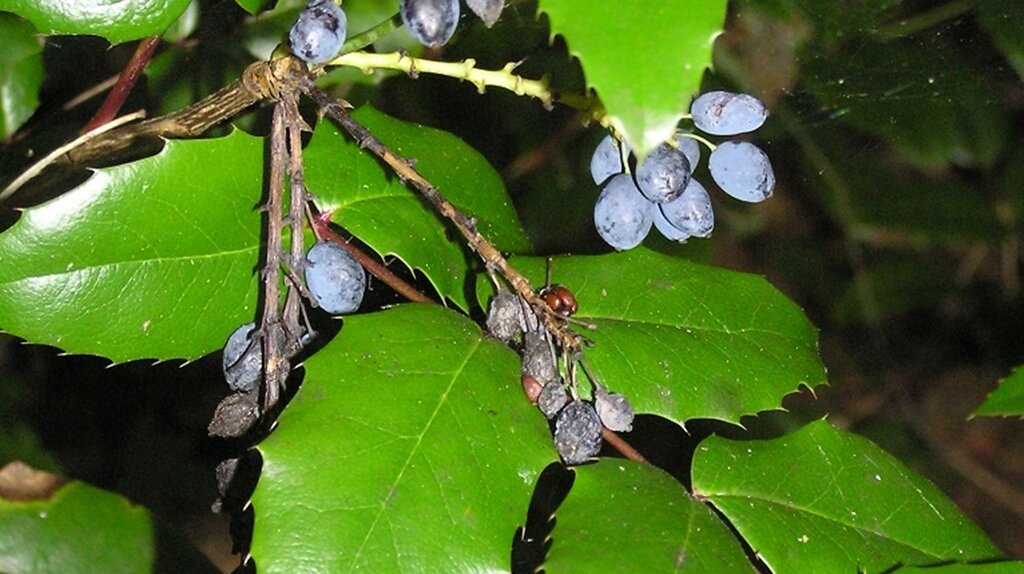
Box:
left=83, top=37, right=161, bottom=133
left=601, top=428, right=647, bottom=464
left=63, top=57, right=309, bottom=168
left=303, top=82, right=581, bottom=354
left=260, top=102, right=292, bottom=411
left=283, top=92, right=312, bottom=343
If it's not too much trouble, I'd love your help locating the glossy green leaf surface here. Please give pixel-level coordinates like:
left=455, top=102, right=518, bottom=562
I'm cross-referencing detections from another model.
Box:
left=304, top=106, right=530, bottom=310
left=0, top=131, right=263, bottom=362
left=692, top=421, right=1001, bottom=573
left=0, top=481, right=153, bottom=573
left=0, top=0, right=192, bottom=44
left=251, top=304, right=553, bottom=573
left=476, top=249, right=826, bottom=425
left=975, top=366, right=1024, bottom=418
left=545, top=460, right=750, bottom=573
left=897, top=564, right=1024, bottom=573
left=0, top=13, right=42, bottom=140
left=537, top=0, right=727, bottom=160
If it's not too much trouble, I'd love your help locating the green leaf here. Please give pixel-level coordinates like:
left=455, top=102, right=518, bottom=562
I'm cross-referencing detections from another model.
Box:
left=0, top=0, right=192, bottom=44
left=303, top=106, right=530, bottom=310
left=537, top=0, right=728, bottom=159
left=545, top=460, right=751, bottom=572
left=799, top=126, right=1005, bottom=245
left=896, top=563, right=1024, bottom=573
left=0, top=130, right=263, bottom=362
left=801, top=33, right=1009, bottom=167
left=234, top=0, right=269, bottom=16
left=476, top=249, right=826, bottom=425
left=975, top=365, right=1024, bottom=418
left=251, top=304, right=553, bottom=573
left=0, top=13, right=43, bottom=140
left=0, top=479, right=153, bottom=573
left=978, top=0, right=1024, bottom=82
left=691, top=420, right=1002, bottom=573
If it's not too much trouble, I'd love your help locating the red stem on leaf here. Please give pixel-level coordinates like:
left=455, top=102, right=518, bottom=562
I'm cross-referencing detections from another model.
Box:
left=82, top=37, right=161, bottom=133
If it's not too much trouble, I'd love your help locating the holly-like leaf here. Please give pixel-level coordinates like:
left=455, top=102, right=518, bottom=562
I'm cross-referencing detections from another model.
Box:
left=0, top=0, right=192, bottom=44
left=0, top=13, right=43, bottom=140
left=0, top=476, right=153, bottom=573
left=801, top=31, right=1009, bottom=167
left=251, top=304, right=553, bottom=573
left=975, top=365, right=1024, bottom=418
left=0, top=130, right=264, bottom=362
left=476, top=249, right=826, bottom=425
left=537, top=0, right=728, bottom=160
left=303, top=106, right=530, bottom=310
left=545, top=460, right=751, bottom=572
left=691, top=420, right=1001, bottom=573
left=896, top=564, right=1024, bottom=573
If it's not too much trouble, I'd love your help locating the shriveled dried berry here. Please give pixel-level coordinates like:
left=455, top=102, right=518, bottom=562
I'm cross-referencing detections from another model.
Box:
left=537, top=379, right=569, bottom=419
left=553, top=400, right=602, bottom=465
left=521, top=330, right=558, bottom=386
left=594, top=387, right=635, bottom=432
left=487, top=290, right=524, bottom=343
left=208, top=389, right=260, bottom=438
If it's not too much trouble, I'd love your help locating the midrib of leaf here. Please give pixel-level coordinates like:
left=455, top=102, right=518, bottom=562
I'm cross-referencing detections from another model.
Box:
left=0, top=246, right=259, bottom=286
left=346, top=336, right=484, bottom=571
left=710, top=494, right=954, bottom=560
left=586, top=314, right=812, bottom=340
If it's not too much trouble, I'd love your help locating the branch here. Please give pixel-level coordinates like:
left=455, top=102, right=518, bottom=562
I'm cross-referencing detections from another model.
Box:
left=328, top=51, right=607, bottom=127
left=303, top=82, right=582, bottom=354
left=64, top=57, right=309, bottom=168
left=601, top=428, right=647, bottom=464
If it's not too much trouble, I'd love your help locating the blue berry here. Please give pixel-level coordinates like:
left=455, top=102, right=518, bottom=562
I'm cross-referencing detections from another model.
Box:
left=289, top=0, right=347, bottom=65
left=673, top=135, right=701, bottom=172
left=467, top=0, right=503, bottom=28
left=590, top=134, right=629, bottom=186
left=659, top=178, right=714, bottom=238
left=690, top=91, right=768, bottom=136
left=636, top=143, right=691, bottom=203
left=653, top=203, right=690, bottom=242
left=593, top=174, right=654, bottom=251
left=304, top=241, right=366, bottom=314
left=401, top=0, right=460, bottom=48
left=709, top=141, right=775, bottom=203
left=223, top=323, right=262, bottom=392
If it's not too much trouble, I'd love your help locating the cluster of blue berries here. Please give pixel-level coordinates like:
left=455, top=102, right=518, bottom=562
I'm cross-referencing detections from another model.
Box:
left=592, top=91, right=775, bottom=250
left=289, top=0, right=506, bottom=66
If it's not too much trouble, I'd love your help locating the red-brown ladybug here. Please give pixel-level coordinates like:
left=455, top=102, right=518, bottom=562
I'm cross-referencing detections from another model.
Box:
left=540, top=284, right=578, bottom=318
